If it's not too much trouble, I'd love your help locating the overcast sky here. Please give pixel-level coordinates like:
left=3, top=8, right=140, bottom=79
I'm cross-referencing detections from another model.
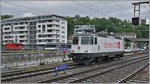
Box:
left=1, top=0, right=149, bottom=21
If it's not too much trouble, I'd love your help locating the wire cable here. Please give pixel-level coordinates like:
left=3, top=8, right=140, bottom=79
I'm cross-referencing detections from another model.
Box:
left=2, top=1, right=45, bottom=13
left=72, top=1, right=109, bottom=17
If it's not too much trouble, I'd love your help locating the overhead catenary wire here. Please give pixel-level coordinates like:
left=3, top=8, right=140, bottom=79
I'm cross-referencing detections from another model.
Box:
left=143, top=5, right=149, bottom=14
left=72, top=1, right=110, bottom=17
left=2, top=1, right=46, bottom=14
left=1, top=4, right=37, bottom=15
left=68, top=2, right=97, bottom=17
left=114, top=2, right=133, bottom=15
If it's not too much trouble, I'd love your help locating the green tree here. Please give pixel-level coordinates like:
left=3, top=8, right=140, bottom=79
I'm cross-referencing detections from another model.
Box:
left=1, top=15, right=14, bottom=20
left=65, top=15, right=148, bottom=38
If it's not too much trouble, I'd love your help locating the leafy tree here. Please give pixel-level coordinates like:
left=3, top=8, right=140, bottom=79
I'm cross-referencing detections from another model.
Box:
left=1, top=15, right=14, bottom=20
left=66, top=15, right=149, bottom=38
left=136, top=23, right=149, bottom=38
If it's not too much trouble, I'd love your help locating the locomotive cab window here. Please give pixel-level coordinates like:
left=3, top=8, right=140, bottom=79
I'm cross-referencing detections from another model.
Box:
left=81, top=37, right=89, bottom=45
left=73, top=37, right=79, bottom=45
left=95, top=37, right=97, bottom=45
left=90, top=37, right=93, bottom=44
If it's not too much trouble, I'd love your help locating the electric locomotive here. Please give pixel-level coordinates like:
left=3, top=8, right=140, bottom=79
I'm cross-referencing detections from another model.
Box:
left=70, top=25, right=124, bottom=65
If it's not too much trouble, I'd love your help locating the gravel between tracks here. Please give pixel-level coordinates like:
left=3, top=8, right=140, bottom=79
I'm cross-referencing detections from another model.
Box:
left=3, top=54, right=148, bottom=83
left=80, top=59, right=148, bottom=83
left=126, top=66, right=149, bottom=83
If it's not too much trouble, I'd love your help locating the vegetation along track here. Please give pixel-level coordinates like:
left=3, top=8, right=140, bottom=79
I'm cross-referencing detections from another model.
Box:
left=1, top=53, right=148, bottom=83
left=38, top=54, right=148, bottom=83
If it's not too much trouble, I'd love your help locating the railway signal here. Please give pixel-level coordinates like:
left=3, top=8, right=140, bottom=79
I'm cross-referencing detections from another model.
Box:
left=132, top=1, right=149, bottom=26
left=132, top=17, right=139, bottom=26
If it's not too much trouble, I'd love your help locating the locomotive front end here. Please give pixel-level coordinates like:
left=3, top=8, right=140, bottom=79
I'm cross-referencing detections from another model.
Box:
left=70, top=34, right=98, bottom=64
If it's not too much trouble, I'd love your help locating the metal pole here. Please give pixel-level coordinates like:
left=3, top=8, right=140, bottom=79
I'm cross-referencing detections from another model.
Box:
left=38, top=35, right=40, bottom=63
left=123, top=25, right=125, bottom=37
left=133, top=25, right=136, bottom=50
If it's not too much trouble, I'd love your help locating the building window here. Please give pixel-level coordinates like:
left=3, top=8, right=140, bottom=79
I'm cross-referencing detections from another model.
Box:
left=42, top=25, right=45, bottom=33
left=38, top=25, right=41, bottom=28
left=62, top=36, right=65, bottom=38
left=38, top=35, right=42, bottom=38
left=15, top=26, right=25, bottom=30
left=47, top=24, right=52, bottom=27
left=62, top=22, right=65, bottom=24
left=56, top=25, right=60, bottom=28
left=56, top=20, right=59, bottom=22
left=62, top=40, right=65, bottom=42
left=42, top=25, right=45, bottom=28
left=62, top=31, right=65, bottom=33
left=21, top=27, right=24, bottom=29
left=4, top=36, right=8, bottom=38
left=48, top=40, right=52, bottom=42
left=20, top=40, right=24, bottom=42
left=62, top=27, right=65, bottom=29
left=48, top=35, right=52, bottom=37
left=38, top=30, right=41, bottom=33
left=4, top=27, right=10, bottom=30
left=41, top=20, right=47, bottom=23
left=39, top=40, right=41, bottom=42
left=48, top=20, right=52, bottom=22
left=47, top=29, right=52, bottom=32
left=27, top=26, right=29, bottom=29
left=19, top=35, right=25, bottom=38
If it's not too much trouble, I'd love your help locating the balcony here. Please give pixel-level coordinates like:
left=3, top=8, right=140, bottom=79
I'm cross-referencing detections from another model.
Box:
left=46, top=26, right=60, bottom=30
left=37, top=36, right=60, bottom=40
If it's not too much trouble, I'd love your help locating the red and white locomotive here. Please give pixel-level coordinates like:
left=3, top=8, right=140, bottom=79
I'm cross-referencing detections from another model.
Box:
left=70, top=25, right=124, bottom=65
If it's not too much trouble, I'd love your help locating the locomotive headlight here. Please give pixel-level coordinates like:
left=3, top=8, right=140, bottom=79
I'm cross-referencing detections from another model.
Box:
left=71, top=50, right=74, bottom=53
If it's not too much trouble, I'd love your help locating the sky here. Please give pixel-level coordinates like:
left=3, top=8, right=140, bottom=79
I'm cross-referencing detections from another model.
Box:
left=1, top=0, right=149, bottom=21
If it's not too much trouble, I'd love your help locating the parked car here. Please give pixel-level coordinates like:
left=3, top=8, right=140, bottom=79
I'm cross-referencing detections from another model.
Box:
left=132, top=48, right=140, bottom=53
left=124, top=48, right=132, bottom=53
left=139, top=48, right=145, bottom=52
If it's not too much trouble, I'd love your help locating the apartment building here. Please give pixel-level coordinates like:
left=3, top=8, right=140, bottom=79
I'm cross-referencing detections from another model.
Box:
left=1, top=14, right=67, bottom=49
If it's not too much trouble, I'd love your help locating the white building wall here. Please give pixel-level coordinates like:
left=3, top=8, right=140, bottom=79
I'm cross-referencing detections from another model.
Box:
left=2, top=15, right=68, bottom=46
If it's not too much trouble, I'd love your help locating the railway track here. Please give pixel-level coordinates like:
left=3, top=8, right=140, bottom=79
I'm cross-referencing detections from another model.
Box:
left=118, top=64, right=149, bottom=83
left=1, top=68, right=23, bottom=75
left=1, top=53, right=148, bottom=83
left=1, top=62, right=73, bottom=78
left=38, top=54, right=148, bottom=83
left=1, top=63, right=77, bottom=82
left=1, top=52, right=146, bottom=77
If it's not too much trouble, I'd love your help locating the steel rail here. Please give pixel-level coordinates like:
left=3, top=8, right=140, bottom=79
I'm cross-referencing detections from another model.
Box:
left=117, top=63, right=149, bottom=83
left=38, top=56, right=148, bottom=83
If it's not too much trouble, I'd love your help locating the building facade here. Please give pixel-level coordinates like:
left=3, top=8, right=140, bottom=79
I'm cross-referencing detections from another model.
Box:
left=74, top=25, right=95, bottom=34
left=1, top=15, right=67, bottom=49
left=115, top=32, right=136, bottom=38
